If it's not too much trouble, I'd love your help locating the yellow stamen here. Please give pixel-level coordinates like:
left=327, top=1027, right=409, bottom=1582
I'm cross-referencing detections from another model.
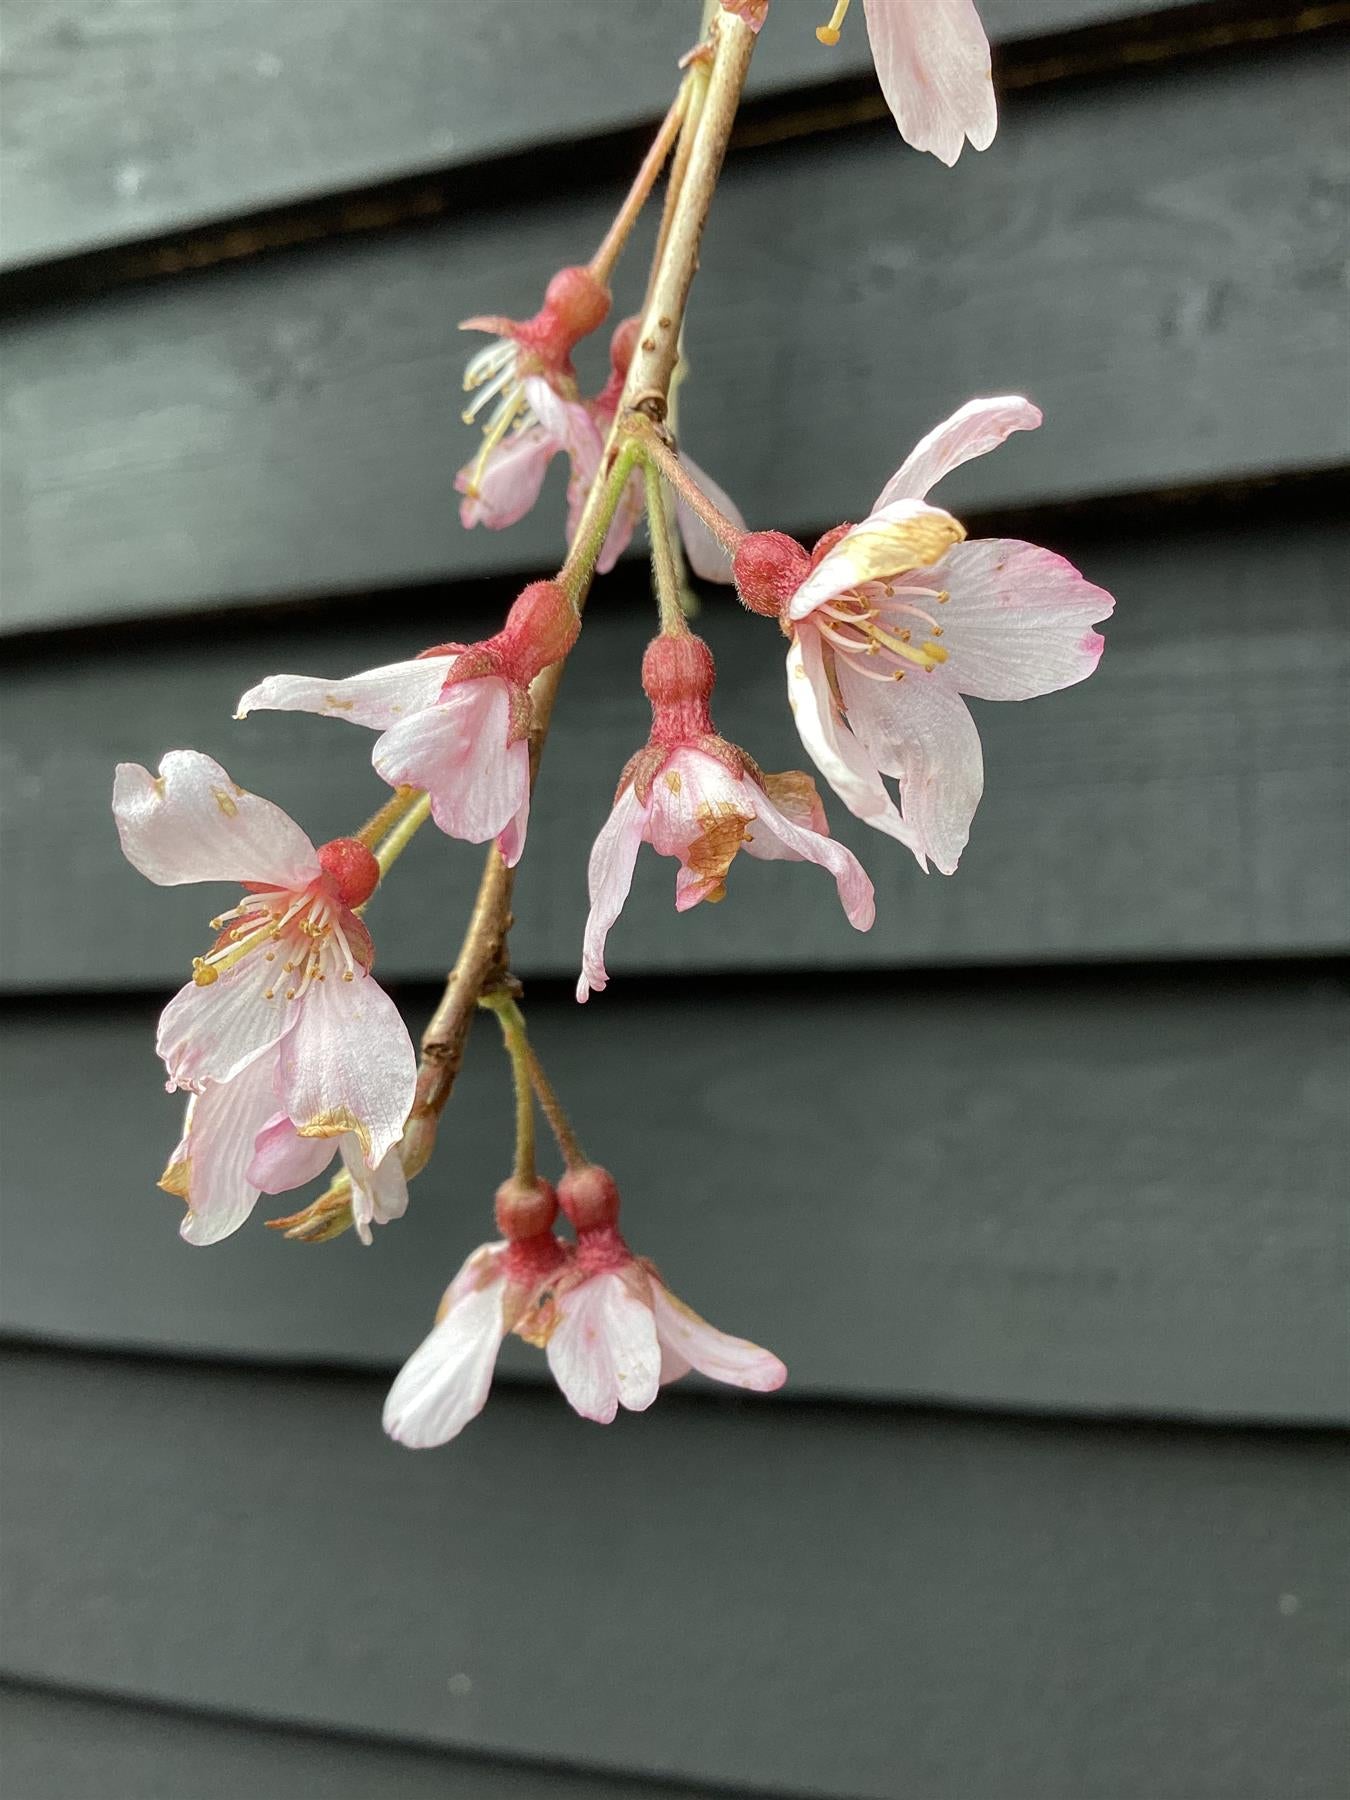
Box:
left=816, top=0, right=850, bottom=45
left=868, top=622, right=946, bottom=671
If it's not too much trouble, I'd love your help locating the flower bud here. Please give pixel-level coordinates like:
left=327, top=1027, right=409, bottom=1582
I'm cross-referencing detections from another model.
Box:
left=317, top=836, right=381, bottom=908
left=557, top=1163, right=621, bottom=1233
left=542, top=265, right=611, bottom=342
left=498, top=580, right=580, bottom=680
left=494, top=1175, right=559, bottom=1242
left=732, top=531, right=811, bottom=616
left=641, top=632, right=716, bottom=708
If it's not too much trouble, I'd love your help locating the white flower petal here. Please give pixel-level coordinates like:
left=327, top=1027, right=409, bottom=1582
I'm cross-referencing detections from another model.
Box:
left=650, top=1284, right=787, bottom=1392
left=383, top=1261, right=509, bottom=1448
left=341, top=1136, right=409, bottom=1246
left=373, top=679, right=530, bottom=850
left=577, top=784, right=650, bottom=1002
left=837, top=658, right=984, bottom=876
left=873, top=396, right=1042, bottom=510
left=277, top=969, right=416, bottom=1169
left=786, top=500, right=963, bottom=621
left=920, top=538, right=1114, bottom=700
left=236, top=657, right=455, bottom=730
left=745, top=782, right=876, bottom=931
left=168, top=1051, right=283, bottom=1246
left=156, top=962, right=296, bottom=1092
left=863, top=0, right=996, bottom=166
left=114, top=751, right=318, bottom=890
left=546, top=1271, right=662, bottom=1423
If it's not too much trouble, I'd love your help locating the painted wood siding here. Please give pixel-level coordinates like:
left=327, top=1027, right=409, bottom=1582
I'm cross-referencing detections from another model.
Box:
left=2, top=3, right=1346, bottom=1794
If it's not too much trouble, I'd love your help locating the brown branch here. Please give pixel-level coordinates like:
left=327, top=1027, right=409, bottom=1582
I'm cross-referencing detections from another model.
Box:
left=401, top=8, right=758, bottom=1178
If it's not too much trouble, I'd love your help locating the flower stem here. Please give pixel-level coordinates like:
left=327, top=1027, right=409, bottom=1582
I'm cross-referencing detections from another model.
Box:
left=400, top=6, right=759, bottom=1183
left=589, top=86, right=690, bottom=287
left=644, top=459, right=689, bottom=636
left=633, top=421, right=746, bottom=555
left=523, top=1040, right=587, bottom=1171
left=556, top=439, right=644, bottom=606
left=355, top=784, right=419, bottom=849
left=479, top=989, right=536, bottom=1185
left=374, top=792, right=432, bottom=878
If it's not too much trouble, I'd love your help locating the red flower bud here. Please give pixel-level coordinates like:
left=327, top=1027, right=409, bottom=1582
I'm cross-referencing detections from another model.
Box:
left=641, top=632, right=716, bottom=708
left=494, top=1175, right=559, bottom=1242
left=733, top=530, right=811, bottom=617
left=557, top=1163, right=622, bottom=1232
left=541, top=265, right=611, bottom=343
left=498, top=579, right=580, bottom=681
left=317, top=837, right=381, bottom=909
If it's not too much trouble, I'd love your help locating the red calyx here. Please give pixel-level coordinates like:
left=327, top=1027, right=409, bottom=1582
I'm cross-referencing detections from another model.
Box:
left=558, top=1163, right=622, bottom=1233
left=641, top=632, right=717, bottom=741
left=317, top=837, right=381, bottom=909
left=495, top=579, right=580, bottom=681
left=810, top=522, right=855, bottom=566
left=732, top=531, right=811, bottom=617
left=495, top=1175, right=559, bottom=1243
left=540, top=265, right=611, bottom=342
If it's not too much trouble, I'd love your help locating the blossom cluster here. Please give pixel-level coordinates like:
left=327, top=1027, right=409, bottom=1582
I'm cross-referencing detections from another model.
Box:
left=112, top=0, right=1115, bottom=1449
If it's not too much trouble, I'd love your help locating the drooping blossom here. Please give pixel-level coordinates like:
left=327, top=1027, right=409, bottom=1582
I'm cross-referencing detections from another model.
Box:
left=383, top=1175, right=569, bottom=1448
left=725, top=0, right=995, bottom=166
left=578, top=632, right=875, bottom=1001
left=248, top=1113, right=408, bottom=1245
left=459, top=263, right=611, bottom=483
left=732, top=396, right=1116, bottom=875
left=113, top=750, right=416, bottom=1244
left=523, top=1166, right=787, bottom=1424
left=457, top=317, right=745, bottom=582
left=384, top=1165, right=786, bottom=1447
left=237, top=579, right=580, bottom=866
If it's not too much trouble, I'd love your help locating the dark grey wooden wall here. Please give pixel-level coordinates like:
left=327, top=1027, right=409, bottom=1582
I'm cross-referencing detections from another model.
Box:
left=2, top=3, right=1347, bottom=1796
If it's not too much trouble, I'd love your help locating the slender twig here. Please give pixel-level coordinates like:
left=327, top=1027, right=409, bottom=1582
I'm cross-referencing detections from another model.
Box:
left=590, top=87, right=690, bottom=286
left=355, top=784, right=419, bottom=849
left=632, top=421, right=745, bottom=555
left=479, top=990, right=537, bottom=1184
left=523, top=1041, right=587, bottom=1171
left=645, top=460, right=689, bottom=636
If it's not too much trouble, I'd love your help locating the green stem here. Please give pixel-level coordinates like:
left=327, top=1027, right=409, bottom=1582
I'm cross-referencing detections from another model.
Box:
left=557, top=439, right=644, bottom=607
left=373, top=792, right=432, bottom=878
left=644, top=459, right=688, bottom=636
left=479, top=990, right=536, bottom=1185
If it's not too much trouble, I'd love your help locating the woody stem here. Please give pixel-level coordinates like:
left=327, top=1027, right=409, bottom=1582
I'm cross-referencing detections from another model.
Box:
left=402, top=7, right=758, bottom=1180
left=589, top=86, right=690, bottom=286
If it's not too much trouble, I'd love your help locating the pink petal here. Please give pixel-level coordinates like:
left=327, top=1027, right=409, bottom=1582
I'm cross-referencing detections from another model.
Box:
left=744, top=783, right=876, bottom=931
left=650, top=1284, right=787, bottom=1392
left=786, top=627, right=925, bottom=864
left=167, top=1050, right=283, bottom=1246
left=837, top=658, right=984, bottom=875
left=920, top=538, right=1114, bottom=700
left=156, top=961, right=297, bottom=1093
left=114, top=751, right=318, bottom=891
left=494, top=785, right=532, bottom=871
left=340, top=1136, right=409, bottom=1245
left=545, top=1271, right=662, bottom=1424
left=373, top=679, right=531, bottom=851
left=863, top=0, right=996, bottom=167
left=456, top=425, right=558, bottom=530
left=236, top=657, right=455, bottom=731
left=786, top=499, right=964, bottom=621
left=577, top=784, right=650, bottom=1002
left=277, top=969, right=416, bottom=1169
left=382, top=1257, right=510, bottom=1448
left=246, top=1112, right=336, bottom=1194
left=873, top=396, right=1042, bottom=510
left=676, top=455, right=745, bottom=585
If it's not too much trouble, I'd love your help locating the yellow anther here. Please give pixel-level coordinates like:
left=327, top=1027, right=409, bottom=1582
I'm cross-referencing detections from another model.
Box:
left=191, top=958, right=219, bottom=988
left=923, top=641, right=948, bottom=663
left=816, top=0, right=850, bottom=45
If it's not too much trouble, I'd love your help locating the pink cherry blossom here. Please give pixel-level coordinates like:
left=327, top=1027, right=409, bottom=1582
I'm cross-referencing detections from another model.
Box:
left=578, top=633, right=874, bottom=1002
left=248, top=1113, right=408, bottom=1245
left=527, top=1174, right=786, bottom=1422
left=737, top=397, right=1115, bottom=875
left=237, top=580, right=580, bottom=867
left=114, top=750, right=416, bottom=1241
left=733, top=1, right=995, bottom=165
left=383, top=1180, right=569, bottom=1449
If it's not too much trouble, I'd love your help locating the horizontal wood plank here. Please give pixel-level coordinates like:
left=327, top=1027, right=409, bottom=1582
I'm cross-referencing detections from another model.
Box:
left=4, top=1348, right=1346, bottom=1799
left=0, top=0, right=1173, bottom=272
left=4, top=968, right=1346, bottom=1422
left=3, top=515, right=1347, bottom=989
left=3, top=42, right=1346, bottom=632
left=0, top=1683, right=725, bottom=1800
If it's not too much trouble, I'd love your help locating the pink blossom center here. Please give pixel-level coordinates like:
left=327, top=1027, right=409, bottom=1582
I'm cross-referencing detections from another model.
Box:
left=812, top=580, right=952, bottom=684
left=191, top=879, right=367, bottom=1003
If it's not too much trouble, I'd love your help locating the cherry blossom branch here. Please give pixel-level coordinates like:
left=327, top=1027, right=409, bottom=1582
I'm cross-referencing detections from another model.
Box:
left=398, top=7, right=758, bottom=1183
